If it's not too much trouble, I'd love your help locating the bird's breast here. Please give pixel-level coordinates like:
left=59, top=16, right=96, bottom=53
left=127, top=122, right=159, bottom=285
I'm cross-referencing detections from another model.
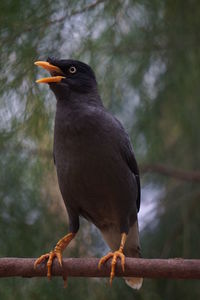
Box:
left=53, top=106, right=137, bottom=229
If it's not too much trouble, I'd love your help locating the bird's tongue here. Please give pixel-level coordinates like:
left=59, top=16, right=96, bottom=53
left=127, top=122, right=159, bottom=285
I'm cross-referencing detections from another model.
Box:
left=34, top=61, right=65, bottom=84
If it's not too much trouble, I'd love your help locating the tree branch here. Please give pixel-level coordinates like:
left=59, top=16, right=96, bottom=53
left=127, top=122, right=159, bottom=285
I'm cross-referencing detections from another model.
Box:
left=140, top=163, right=200, bottom=182
left=0, top=258, right=200, bottom=279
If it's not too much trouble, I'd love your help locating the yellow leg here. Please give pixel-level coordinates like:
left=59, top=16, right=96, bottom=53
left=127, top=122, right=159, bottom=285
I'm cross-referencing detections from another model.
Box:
left=34, top=232, right=75, bottom=279
left=98, top=233, right=127, bottom=285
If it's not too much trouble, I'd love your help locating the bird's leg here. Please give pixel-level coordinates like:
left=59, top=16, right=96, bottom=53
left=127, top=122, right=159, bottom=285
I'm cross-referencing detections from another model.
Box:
left=98, top=233, right=127, bottom=285
left=34, top=232, right=76, bottom=279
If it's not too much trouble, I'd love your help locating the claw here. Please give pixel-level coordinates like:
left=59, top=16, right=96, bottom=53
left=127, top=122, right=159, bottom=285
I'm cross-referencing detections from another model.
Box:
left=34, top=250, right=63, bottom=279
left=98, top=252, right=113, bottom=269
left=34, top=232, right=76, bottom=281
left=98, top=250, right=126, bottom=285
left=34, top=253, right=50, bottom=269
left=63, top=276, right=68, bottom=288
left=46, top=251, right=55, bottom=279
left=56, top=251, right=63, bottom=266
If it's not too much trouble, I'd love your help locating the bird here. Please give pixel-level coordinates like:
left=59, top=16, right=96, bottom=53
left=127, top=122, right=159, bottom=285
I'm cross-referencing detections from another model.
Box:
left=34, top=57, right=143, bottom=289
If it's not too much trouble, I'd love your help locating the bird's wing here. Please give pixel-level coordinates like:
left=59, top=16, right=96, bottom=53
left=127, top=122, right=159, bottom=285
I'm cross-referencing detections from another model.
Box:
left=123, top=134, right=141, bottom=212
left=114, top=118, right=141, bottom=212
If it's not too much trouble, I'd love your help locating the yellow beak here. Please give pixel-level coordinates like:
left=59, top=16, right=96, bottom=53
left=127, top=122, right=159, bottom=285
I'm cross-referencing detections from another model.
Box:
left=34, top=61, right=65, bottom=84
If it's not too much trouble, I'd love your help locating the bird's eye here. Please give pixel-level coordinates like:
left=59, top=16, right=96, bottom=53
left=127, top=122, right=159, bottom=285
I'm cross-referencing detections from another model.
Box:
left=69, top=66, right=76, bottom=74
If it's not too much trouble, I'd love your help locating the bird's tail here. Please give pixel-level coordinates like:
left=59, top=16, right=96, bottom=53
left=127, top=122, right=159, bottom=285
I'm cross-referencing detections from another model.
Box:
left=125, top=277, right=143, bottom=290
left=123, top=221, right=143, bottom=290
left=101, top=221, right=143, bottom=289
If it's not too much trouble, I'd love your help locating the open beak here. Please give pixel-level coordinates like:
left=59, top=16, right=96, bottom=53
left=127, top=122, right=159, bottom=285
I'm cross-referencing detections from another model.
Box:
left=34, top=61, right=65, bottom=84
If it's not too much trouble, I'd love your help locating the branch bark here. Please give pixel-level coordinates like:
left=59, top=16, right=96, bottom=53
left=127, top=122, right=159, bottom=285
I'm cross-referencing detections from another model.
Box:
left=0, top=258, right=200, bottom=279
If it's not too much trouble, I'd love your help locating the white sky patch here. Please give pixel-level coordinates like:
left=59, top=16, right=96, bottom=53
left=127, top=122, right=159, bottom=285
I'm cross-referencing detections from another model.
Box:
left=0, top=91, right=25, bottom=131
left=143, top=58, right=166, bottom=100
left=116, top=87, right=140, bottom=129
left=138, top=184, right=164, bottom=231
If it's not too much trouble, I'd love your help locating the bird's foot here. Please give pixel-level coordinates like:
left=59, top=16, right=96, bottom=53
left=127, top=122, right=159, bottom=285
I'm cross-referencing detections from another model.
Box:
left=34, top=249, right=63, bottom=280
left=34, top=232, right=75, bottom=280
left=98, top=250, right=125, bottom=285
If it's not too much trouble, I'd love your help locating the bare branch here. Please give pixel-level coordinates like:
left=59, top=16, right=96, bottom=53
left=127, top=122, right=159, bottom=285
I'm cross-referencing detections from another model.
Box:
left=140, top=163, right=200, bottom=182
left=0, top=258, right=200, bottom=279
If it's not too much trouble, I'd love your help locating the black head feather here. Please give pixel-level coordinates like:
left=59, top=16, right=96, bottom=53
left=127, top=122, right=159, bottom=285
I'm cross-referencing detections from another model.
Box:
left=47, top=57, right=97, bottom=96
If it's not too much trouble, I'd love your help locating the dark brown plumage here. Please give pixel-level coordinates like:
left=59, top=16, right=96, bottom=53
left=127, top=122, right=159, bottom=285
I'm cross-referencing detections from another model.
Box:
left=34, top=57, right=143, bottom=289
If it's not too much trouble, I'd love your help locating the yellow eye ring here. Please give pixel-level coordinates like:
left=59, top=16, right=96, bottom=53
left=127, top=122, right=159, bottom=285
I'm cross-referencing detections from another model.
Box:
left=69, top=66, right=76, bottom=74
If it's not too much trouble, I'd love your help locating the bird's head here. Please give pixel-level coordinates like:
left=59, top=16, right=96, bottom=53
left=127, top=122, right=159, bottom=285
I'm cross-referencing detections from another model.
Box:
left=35, top=57, right=98, bottom=101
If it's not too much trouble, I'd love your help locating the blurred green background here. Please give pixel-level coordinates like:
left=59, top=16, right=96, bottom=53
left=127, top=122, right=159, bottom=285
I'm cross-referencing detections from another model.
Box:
left=0, top=0, right=200, bottom=299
